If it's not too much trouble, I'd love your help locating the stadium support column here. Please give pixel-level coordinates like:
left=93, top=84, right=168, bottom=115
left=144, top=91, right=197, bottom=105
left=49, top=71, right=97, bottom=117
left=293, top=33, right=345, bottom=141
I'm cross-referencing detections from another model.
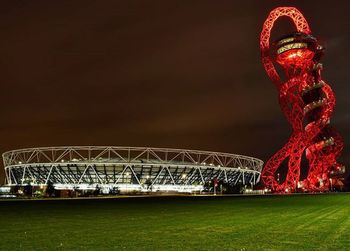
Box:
left=10, top=169, right=18, bottom=185
left=21, top=167, right=26, bottom=185
left=224, top=170, right=228, bottom=183
left=165, top=166, right=176, bottom=185
left=198, top=168, right=205, bottom=184
left=45, top=165, right=55, bottom=185
left=129, top=165, right=142, bottom=189
left=4, top=167, right=10, bottom=185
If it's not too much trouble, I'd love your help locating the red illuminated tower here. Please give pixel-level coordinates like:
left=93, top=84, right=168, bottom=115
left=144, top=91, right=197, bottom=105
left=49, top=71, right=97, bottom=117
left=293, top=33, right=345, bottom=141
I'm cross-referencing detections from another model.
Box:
left=260, top=7, right=344, bottom=193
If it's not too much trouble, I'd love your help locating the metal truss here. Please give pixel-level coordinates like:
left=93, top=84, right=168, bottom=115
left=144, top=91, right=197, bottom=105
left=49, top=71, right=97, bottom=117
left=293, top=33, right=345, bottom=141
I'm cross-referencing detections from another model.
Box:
left=260, top=7, right=344, bottom=192
left=260, top=7, right=311, bottom=88
left=3, top=146, right=263, bottom=192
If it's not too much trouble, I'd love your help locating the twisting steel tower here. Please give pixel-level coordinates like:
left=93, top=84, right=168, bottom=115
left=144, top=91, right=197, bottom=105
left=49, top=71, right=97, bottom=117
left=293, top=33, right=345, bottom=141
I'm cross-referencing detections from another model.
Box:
left=260, top=7, right=344, bottom=192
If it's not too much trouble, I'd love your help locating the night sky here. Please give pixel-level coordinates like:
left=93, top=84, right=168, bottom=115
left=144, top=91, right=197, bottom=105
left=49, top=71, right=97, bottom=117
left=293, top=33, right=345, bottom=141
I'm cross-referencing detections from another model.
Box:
left=0, top=0, right=349, bottom=183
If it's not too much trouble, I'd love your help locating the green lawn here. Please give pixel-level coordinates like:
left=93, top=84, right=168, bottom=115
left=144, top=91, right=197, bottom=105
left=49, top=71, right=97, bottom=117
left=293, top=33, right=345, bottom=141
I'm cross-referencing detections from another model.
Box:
left=0, top=194, right=349, bottom=250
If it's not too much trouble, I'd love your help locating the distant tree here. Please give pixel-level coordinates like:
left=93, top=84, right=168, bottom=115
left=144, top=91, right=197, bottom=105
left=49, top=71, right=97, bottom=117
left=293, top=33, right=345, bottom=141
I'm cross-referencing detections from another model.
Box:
left=224, top=183, right=244, bottom=194
left=344, top=174, right=350, bottom=192
left=23, top=184, right=33, bottom=197
left=203, top=181, right=211, bottom=192
left=145, top=178, right=152, bottom=190
left=10, top=185, right=20, bottom=195
left=46, top=181, right=55, bottom=197
left=109, top=187, right=119, bottom=195
left=93, top=185, right=101, bottom=196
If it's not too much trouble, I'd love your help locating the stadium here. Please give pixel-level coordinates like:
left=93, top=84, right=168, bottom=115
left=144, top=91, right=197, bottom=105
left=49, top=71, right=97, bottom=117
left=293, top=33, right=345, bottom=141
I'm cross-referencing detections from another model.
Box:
left=3, top=146, right=263, bottom=194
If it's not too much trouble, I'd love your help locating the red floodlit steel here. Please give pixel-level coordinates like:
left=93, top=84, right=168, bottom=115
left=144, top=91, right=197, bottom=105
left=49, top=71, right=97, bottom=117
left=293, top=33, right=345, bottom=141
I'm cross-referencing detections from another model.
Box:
left=259, top=7, right=344, bottom=193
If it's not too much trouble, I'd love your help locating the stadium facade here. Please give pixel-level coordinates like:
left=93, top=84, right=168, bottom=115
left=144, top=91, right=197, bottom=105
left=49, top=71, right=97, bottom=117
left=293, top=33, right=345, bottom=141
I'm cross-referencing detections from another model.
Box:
left=3, top=146, right=263, bottom=193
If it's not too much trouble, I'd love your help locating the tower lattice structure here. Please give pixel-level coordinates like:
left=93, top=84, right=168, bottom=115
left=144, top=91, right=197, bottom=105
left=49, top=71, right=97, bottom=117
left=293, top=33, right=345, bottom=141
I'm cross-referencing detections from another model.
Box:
left=260, top=7, right=344, bottom=192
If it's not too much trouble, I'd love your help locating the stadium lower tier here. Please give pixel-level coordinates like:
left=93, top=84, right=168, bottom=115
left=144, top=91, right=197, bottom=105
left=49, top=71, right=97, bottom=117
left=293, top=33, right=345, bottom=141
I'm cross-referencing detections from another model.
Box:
left=6, top=163, right=260, bottom=192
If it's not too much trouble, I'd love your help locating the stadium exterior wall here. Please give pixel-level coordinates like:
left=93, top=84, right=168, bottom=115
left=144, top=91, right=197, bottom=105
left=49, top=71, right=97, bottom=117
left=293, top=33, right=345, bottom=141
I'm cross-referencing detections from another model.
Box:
left=3, top=146, right=263, bottom=193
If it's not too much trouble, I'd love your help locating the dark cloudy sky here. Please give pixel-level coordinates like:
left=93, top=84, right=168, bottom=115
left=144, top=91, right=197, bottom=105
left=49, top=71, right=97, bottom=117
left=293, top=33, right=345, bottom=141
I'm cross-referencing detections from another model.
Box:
left=0, top=0, right=349, bottom=183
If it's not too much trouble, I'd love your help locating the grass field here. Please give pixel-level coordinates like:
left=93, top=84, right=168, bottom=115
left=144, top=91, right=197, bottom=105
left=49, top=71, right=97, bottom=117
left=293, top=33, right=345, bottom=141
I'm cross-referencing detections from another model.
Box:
left=0, top=194, right=350, bottom=250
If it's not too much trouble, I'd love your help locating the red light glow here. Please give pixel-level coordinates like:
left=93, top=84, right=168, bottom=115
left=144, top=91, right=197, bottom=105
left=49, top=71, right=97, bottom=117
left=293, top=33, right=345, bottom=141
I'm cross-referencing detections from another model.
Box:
left=276, top=49, right=315, bottom=67
left=259, top=7, right=344, bottom=193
